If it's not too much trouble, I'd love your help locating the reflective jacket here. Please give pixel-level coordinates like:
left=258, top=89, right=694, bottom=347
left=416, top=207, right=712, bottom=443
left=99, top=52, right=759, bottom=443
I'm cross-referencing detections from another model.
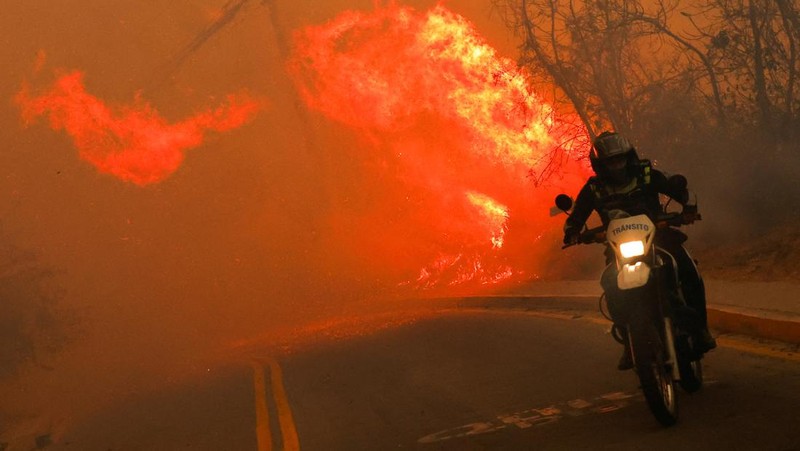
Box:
left=564, top=160, right=691, bottom=236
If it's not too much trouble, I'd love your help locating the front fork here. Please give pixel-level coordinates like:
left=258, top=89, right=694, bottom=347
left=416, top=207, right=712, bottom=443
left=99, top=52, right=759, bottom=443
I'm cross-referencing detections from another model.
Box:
left=655, top=255, right=682, bottom=381
left=626, top=315, right=680, bottom=381
left=662, top=317, right=680, bottom=381
left=624, top=262, right=681, bottom=381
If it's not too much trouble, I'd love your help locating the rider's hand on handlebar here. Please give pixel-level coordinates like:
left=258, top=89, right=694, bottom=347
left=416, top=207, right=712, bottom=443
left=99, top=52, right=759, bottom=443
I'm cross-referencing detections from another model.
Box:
left=563, top=230, right=580, bottom=246
left=681, top=204, right=700, bottom=224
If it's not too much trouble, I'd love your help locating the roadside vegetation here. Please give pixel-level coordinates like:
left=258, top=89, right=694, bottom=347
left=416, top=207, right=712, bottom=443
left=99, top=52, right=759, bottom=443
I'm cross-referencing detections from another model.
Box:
left=0, top=232, right=72, bottom=379
left=494, top=0, right=800, bottom=239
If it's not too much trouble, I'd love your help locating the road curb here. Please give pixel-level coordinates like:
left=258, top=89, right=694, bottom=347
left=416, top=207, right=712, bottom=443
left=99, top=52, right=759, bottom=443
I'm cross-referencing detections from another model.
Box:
left=431, top=295, right=800, bottom=345
left=707, top=307, right=800, bottom=345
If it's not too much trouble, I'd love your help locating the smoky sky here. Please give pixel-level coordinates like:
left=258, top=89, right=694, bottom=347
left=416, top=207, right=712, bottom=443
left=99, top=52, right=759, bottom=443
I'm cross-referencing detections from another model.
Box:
left=1, top=0, right=767, bottom=440
left=0, top=0, right=562, bottom=431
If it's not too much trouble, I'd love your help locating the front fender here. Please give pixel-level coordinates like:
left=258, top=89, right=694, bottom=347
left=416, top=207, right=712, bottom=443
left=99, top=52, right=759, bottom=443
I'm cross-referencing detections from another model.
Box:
left=618, top=262, right=651, bottom=290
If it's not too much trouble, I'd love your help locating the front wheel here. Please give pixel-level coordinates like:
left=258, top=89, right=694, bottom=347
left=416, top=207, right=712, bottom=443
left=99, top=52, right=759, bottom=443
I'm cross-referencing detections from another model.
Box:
left=630, top=323, right=678, bottom=426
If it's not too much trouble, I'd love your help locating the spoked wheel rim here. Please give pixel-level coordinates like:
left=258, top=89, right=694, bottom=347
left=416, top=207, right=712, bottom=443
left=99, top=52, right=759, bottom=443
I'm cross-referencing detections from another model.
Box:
left=632, top=325, right=679, bottom=426
left=655, top=362, right=676, bottom=412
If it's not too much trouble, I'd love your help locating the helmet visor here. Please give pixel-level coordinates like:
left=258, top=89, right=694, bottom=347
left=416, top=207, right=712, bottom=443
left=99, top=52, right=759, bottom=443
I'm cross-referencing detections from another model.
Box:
left=594, top=134, right=631, bottom=159
left=604, top=154, right=627, bottom=170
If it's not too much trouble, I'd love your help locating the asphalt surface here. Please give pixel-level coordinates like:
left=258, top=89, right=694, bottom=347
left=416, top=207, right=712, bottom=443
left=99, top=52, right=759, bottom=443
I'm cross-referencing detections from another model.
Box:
left=41, top=309, right=800, bottom=451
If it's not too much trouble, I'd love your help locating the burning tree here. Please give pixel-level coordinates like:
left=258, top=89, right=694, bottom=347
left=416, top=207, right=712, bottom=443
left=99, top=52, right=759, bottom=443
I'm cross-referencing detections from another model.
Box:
left=288, top=4, right=593, bottom=287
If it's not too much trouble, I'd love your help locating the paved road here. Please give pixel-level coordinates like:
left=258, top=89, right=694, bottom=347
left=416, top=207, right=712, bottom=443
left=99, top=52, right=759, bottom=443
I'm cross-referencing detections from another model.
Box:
left=45, top=310, right=800, bottom=450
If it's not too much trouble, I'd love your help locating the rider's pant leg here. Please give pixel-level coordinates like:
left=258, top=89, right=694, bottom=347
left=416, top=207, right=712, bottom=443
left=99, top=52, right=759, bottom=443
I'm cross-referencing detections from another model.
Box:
left=601, top=263, right=625, bottom=324
left=670, top=244, right=709, bottom=329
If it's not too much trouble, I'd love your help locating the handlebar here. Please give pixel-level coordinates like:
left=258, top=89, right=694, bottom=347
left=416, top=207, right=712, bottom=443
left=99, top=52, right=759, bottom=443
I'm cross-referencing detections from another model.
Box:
left=561, top=225, right=606, bottom=249
left=656, top=211, right=702, bottom=228
left=561, top=212, right=701, bottom=249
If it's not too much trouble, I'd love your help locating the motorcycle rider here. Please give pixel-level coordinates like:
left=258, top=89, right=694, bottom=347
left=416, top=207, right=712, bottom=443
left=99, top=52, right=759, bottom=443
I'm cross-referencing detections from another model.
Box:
left=563, top=131, right=717, bottom=370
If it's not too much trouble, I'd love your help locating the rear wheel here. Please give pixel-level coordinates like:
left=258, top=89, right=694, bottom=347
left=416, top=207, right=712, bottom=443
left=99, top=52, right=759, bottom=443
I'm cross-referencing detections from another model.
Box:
left=630, top=323, right=678, bottom=426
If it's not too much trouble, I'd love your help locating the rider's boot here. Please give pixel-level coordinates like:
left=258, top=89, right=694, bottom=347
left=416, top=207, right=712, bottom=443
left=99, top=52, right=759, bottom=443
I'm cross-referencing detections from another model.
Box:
left=617, top=343, right=633, bottom=371
left=697, top=328, right=717, bottom=353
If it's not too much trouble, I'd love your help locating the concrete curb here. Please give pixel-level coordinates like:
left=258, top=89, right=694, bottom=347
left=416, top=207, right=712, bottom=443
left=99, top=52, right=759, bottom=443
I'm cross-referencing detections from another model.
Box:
left=430, top=294, right=800, bottom=345
left=707, top=307, right=800, bottom=345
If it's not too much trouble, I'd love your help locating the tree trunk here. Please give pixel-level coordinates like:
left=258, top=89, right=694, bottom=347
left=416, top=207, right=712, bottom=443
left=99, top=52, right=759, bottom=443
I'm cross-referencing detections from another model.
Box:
left=775, top=0, right=799, bottom=138
left=748, top=0, right=773, bottom=130
left=520, top=0, right=598, bottom=138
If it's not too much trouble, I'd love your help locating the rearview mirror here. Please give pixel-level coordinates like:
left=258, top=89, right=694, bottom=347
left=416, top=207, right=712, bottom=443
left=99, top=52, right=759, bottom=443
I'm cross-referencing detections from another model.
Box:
left=555, top=194, right=573, bottom=212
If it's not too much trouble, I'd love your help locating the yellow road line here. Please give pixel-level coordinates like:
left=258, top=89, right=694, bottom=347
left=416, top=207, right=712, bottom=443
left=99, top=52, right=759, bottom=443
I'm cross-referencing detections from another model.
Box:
left=716, top=336, right=800, bottom=362
left=251, top=362, right=273, bottom=451
left=267, top=358, right=301, bottom=451
left=453, top=308, right=800, bottom=363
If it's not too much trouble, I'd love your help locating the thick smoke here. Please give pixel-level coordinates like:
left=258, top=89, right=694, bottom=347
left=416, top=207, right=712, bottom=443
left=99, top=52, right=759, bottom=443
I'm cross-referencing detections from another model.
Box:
left=0, top=1, right=591, bottom=445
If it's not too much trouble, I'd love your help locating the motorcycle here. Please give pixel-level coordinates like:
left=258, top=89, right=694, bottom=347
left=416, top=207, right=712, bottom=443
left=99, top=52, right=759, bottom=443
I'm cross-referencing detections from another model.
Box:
left=554, top=189, right=704, bottom=426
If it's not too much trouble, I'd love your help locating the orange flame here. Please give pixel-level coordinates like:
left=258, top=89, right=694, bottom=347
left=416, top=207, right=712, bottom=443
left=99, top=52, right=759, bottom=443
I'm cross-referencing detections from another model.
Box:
left=290, top=4, right=590, bottom=288
left=466, top=191, right=509, bottom=249
left=15, top=70, right=261, bottom=185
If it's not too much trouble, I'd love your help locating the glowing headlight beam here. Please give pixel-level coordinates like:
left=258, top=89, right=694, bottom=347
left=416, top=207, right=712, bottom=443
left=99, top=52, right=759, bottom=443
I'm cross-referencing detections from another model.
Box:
left=619, top=241, right=645, bottom=259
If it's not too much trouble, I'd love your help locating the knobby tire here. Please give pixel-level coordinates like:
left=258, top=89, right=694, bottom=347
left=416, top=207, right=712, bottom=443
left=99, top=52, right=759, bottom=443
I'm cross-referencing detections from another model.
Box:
left=630, top=321, right=679, bottom=426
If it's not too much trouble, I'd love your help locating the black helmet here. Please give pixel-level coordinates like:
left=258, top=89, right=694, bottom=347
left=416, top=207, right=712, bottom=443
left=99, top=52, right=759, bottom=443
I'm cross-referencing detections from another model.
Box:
left=589, top=131, right=639, bottom=184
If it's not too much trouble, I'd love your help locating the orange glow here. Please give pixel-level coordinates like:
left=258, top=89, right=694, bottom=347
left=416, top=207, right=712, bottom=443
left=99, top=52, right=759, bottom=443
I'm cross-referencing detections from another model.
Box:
left=402, top=252, right=513, bottom=289
left=290, top=4, right=591, bottom=289
left=15, top=70, right=260, bottom=185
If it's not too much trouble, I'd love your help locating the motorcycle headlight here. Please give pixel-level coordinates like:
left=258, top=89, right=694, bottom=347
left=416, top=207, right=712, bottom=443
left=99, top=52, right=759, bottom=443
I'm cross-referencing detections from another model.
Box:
left=619, top=240, right=645, bottom=258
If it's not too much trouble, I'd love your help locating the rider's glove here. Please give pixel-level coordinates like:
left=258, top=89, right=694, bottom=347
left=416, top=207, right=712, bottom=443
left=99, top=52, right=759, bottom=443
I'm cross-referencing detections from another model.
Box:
left=681, top=204, right=699, bottom=224
left=563, top=228, right=580, bottom=245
